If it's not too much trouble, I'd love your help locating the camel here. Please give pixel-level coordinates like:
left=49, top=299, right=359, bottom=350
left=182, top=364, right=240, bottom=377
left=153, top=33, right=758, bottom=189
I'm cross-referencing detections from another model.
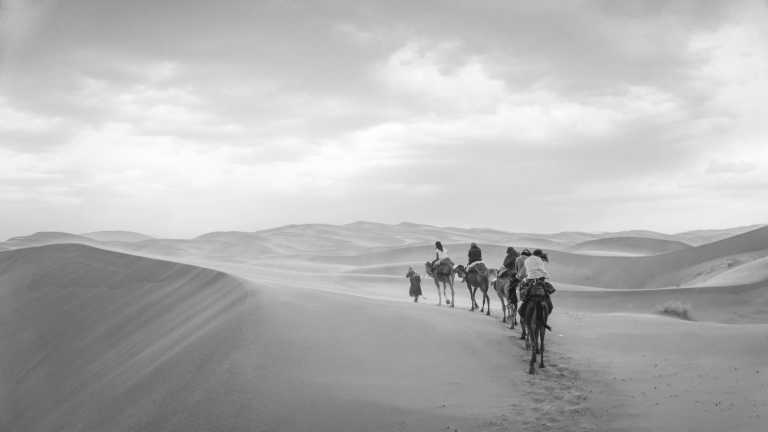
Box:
left=454, top=263, right=490, bottom=314
left=488, top=268, right=518, bottom=328
left=424, top=260, right=455, bottom=307
left=524, top=297, right=548, bottom=374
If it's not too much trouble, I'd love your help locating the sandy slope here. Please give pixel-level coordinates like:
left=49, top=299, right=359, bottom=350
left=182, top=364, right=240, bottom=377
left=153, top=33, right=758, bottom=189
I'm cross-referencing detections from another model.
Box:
left=80, top=230, right=154, bottom=242
left=2, top=231, right=98, bottom=249
left=3, top=224, right=768, bottom=432
left=0, top=244, right=247, bottom=432
left=559, top=313, right=768, bottom=432
left=158, top=255, right=768, bottom=432
left=694, top=255, right=768, bottom=287
left=0, top=244, right=611, bottom=432
left=301, top=226, right=768, bottom=290
left=568, top=237, right=691, bottom=256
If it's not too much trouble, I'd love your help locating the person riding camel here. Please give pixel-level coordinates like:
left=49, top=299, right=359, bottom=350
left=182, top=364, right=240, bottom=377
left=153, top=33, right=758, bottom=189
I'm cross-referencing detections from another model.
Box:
left=519, top=249, right=555, bottom=331
left=500, top=246, right=519, bottom=279
left=514, top=248, right=531, bottom=281
left=429, top=241, right=454, bottom=277
left=431, top=241, right=450, bottom=268
left=499, top=246, right=520, bottom=304
left=466, top=242, right=483, bottom=273
left=435, top=241, right=449, bottom=262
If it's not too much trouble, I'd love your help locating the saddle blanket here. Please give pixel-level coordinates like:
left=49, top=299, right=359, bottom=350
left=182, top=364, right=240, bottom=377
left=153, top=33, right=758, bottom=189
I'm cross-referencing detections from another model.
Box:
left=467, top=260, right=485, bottom=270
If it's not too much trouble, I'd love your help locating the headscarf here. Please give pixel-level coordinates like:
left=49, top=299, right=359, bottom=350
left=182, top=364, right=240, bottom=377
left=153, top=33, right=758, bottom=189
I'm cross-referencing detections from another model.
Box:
left=533, top=249, right=549, bottom=262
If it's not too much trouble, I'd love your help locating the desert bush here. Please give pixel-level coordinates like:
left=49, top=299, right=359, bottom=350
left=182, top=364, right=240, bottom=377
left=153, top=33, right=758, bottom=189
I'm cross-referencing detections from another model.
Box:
left=656, top=301, right=694, bottom=321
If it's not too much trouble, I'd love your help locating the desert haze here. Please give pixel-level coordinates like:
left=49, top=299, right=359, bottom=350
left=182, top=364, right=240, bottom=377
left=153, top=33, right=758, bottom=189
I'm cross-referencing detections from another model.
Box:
left=1, top=222, right=767, bottom=431
left=3, top=0, right=768, bottom=431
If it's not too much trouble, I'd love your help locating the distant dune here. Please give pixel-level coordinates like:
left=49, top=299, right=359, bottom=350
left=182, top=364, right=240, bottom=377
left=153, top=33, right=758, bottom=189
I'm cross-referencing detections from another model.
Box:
left=2, top=222, right=764, bottom=265
left=673, top=224, right=765, bottom=246
left=300, top=227, right=768, bottom=290
left=80, top=230, right=155, bottom=242
left=568, top=236, right=692, bottom=256
left=3, top=231, right=97, bottom=249
left=694, top=255, right=768, bottom=287
left=539, top=226, right=768, bottom=289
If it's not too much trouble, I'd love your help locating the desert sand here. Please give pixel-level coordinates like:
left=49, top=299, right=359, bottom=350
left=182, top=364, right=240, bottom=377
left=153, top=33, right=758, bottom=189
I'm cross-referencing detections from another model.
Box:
left=567, top=236, right=692, bottom=256
left=1, top=223, right=767, bottom=431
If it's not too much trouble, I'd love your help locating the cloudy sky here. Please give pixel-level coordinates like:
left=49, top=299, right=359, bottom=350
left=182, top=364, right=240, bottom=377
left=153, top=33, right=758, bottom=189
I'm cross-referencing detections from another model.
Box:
left=1, top=0, right=766, bottom=238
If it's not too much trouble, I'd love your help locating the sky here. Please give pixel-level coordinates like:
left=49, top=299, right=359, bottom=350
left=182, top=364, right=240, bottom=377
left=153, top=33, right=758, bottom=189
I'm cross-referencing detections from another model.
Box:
left=1, top=0, right=767, bottom=238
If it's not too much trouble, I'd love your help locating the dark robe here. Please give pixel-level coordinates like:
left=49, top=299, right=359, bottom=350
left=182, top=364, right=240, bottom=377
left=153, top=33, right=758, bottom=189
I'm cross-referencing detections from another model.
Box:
left=406, top=270, right=422, bottom=297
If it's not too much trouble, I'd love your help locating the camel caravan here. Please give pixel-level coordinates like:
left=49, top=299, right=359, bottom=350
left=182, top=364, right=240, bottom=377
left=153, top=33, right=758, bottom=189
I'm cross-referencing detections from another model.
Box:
left=411, top=241, right=556, bottom=374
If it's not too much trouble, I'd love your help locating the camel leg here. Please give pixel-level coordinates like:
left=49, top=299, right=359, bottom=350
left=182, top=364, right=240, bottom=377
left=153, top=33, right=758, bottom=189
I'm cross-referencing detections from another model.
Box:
left=435, top=280, right=441, bottom=306
left=441, top=282, right=445, bottom=305
left=510, top=303, right=517, bottom=329
left=539, top=326, right=546, bottom=368
left=529, top=327, right=537, bottom=374
left=499, top=293, right=506, bottom=323
left=449, top=279, right=455, bottom=308
left=484, top=291, right=491, bottom=316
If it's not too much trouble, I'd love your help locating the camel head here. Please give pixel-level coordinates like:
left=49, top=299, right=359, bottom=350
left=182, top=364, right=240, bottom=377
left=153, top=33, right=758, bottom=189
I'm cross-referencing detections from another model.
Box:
left=488, top=268, right=498, bottom=283
left=454, top=265, right=467, bottom=280
left=424, top=261, right=434, bottom=277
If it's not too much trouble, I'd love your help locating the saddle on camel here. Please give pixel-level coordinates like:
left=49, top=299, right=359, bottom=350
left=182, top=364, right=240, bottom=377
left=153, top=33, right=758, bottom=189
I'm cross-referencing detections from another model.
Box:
left=519, top=278, right=555, bottom=331
left=519, top=249, right=556, bottom=332
left=466, top=242, right=486, bottom=275
left=427, top=257, right=455, bottom=278
left=425, top=241, right=456, bottom=307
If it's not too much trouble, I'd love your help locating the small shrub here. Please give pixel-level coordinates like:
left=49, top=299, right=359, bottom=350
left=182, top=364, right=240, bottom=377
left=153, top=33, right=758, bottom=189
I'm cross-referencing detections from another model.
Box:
left=656, top=301, right=694, bottom=321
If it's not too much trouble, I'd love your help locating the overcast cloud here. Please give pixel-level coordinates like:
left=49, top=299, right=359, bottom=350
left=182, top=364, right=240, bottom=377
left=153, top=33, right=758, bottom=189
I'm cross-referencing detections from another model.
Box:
left=1, top=0, right=766, bottom=238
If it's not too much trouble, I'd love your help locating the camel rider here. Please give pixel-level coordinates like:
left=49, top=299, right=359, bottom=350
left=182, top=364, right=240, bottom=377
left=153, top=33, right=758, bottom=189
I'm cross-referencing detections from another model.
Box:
left=514, top=248, right=531, bottom=281
left=520, top=249, right=555, bottom=330
left=500, top=247, right=519, bottom=279
left=467, top=242, right=483, bottom=273
left=432, top=241, right=450, bottom=268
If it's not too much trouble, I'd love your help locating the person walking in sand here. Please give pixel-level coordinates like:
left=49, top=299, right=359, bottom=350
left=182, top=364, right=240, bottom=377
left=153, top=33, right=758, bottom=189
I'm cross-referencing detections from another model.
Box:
left=406, top=266, right=423, bottom=302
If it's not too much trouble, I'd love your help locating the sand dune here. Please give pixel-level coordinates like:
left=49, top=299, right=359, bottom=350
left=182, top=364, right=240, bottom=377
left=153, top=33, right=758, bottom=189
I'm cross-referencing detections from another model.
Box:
left=80, top=230, right=155, bottom=242
left=0, top=243, right=609, bottom=431
left=3, top=223, right=765, bottom=274
left=559, top=313, right=768, bottom=432
left=303, top=226, right=768, bottom=290
left=695, top=255, right=768, bottom=287
left=542, top=226, right=768, bottom=289
left=673, top=224, right=765, bottom=246
left=3, top=231, right=98, bottom=249
left=0, top=244, right=247, bottom=432
left=2, top=220, right=768, bottom=431
left=568, top=236, right=691, bottom=256
left=557, top=281, right=768, bottom=324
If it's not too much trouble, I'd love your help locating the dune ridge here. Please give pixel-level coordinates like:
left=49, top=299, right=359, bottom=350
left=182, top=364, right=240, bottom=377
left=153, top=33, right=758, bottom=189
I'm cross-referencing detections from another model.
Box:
left=80, top=231, right=155, bottom=243
left=4, top=222, right=763, bottom=264
left=567, top=236, right=692, bottom=256
left=0, top=244, right=247, bottom=432
left=2, top=222, right=767, bottom=431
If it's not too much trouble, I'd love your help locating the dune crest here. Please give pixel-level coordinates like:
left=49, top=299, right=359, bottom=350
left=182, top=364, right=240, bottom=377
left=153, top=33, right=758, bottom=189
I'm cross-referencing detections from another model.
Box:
left=0, top=244, right=247, bottom=432
left=568, top=236, right=691, bottom=256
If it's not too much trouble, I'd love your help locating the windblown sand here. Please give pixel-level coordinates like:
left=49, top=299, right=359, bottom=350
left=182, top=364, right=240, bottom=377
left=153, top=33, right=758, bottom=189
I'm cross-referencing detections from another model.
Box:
left=2, top=224, right=768, bottom=431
